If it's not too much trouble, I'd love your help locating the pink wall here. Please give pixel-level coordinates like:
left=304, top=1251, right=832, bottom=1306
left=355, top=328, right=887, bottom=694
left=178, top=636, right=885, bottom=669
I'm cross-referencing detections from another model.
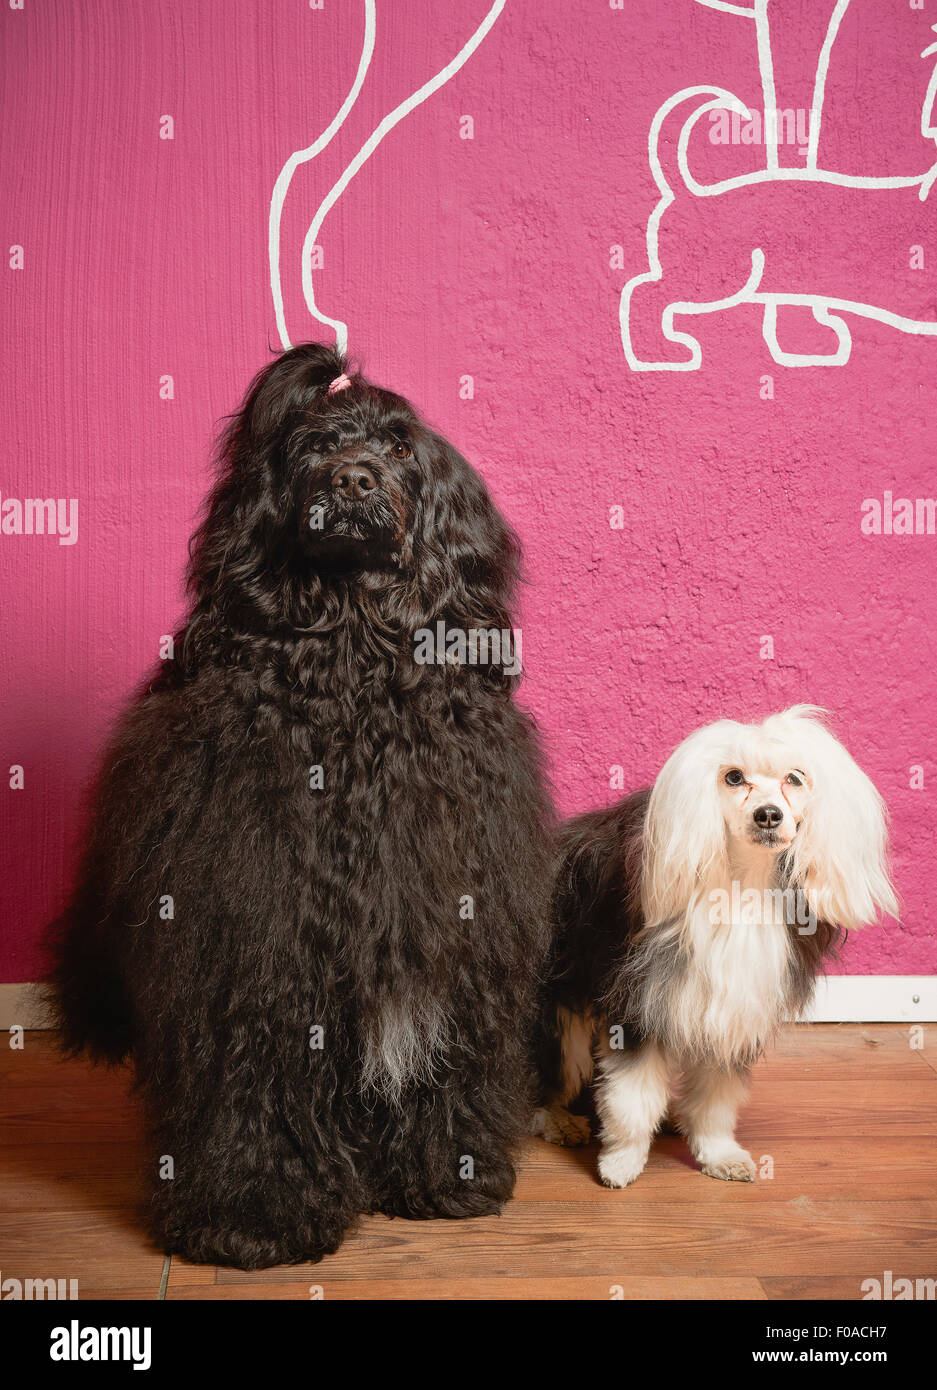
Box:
left=2, top=0, right=934, bottom=981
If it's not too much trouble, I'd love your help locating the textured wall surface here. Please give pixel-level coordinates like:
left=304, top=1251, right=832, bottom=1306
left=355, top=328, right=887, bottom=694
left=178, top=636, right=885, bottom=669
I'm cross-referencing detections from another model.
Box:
left=2, top=0, right=935, bottom=980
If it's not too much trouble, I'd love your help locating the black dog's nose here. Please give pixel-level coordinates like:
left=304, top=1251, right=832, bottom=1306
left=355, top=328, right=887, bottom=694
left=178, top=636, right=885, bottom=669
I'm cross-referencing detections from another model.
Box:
left=753, top=804, right=783, bottom=828
left=331, top=463, right=377, bottom=501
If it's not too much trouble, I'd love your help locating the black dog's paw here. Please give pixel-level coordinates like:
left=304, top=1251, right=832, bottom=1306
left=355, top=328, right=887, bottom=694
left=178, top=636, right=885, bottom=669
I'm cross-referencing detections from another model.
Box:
left=377, top=1155, right=516, bottom=1221
left=161, top=1213, right=350, bottom=1271
left=377, top=1187, right=504, bottom=1221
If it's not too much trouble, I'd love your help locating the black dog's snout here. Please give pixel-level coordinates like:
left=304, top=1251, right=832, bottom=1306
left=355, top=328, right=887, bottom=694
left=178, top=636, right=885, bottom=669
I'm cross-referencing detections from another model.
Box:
left=753, top=804, right=783, bottom=828
left=331, top=462, right=377, bottom=501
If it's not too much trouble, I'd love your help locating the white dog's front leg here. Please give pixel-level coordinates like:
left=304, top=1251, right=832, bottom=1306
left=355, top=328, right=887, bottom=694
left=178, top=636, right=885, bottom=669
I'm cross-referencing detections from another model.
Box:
left=594, top=1040, right=670, bottom=1189
left=677, top=1062, right=755, bottom=1181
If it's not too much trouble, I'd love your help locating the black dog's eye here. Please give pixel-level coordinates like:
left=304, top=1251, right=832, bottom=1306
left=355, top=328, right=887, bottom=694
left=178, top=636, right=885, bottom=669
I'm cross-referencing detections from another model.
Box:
left=310, top=434, right=335, bottom=455
left=390, top=440, right=411, bottom=460
left=786, top=771, right=805, bottom=788
left=724, top=769, right=746, bottom=787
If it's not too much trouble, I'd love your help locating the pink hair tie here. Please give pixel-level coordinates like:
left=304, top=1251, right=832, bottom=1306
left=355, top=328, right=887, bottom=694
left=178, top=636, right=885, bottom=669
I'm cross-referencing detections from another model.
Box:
left=327, top=373, right=352, bottom=395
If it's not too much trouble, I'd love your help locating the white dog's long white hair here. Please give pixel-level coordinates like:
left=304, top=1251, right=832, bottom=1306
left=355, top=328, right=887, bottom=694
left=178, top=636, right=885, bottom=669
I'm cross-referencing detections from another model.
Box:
left=642, top=704, right=898, bottom=933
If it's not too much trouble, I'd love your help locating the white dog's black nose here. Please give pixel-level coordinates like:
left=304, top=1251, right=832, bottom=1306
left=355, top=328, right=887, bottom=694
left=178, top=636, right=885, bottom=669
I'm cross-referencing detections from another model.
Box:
left=332, top=463, right=377, bottom=500
left=753, top=804, right=783, bottom=828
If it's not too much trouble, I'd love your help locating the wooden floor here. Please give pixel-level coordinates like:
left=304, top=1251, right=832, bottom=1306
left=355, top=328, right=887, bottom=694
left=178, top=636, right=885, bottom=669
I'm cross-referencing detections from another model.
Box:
left=1, top=1025, right=935, bottom=1301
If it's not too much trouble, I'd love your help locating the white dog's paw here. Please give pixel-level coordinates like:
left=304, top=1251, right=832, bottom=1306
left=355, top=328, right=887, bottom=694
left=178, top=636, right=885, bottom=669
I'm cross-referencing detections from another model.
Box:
left=597, top=1143, right=647, bottom=1189
left=531, top=1104, right=591, bottom=1147
left=699, top=1145, right=756, bottom=1183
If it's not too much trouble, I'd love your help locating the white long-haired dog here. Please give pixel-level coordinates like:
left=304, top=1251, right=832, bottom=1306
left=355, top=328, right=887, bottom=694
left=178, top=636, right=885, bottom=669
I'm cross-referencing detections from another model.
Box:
left=533, top=706, right=897, bottom=1188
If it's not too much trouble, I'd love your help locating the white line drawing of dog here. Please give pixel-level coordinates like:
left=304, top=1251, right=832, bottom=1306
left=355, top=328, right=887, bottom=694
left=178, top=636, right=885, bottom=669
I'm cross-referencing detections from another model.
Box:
left=269, top=0, right=506, bottom=356
left=621, top=0, right=937, bottom=371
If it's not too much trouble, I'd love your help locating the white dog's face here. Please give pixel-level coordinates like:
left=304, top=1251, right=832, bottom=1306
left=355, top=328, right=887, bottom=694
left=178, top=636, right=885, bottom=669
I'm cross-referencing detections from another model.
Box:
left=718, top=764, right=811, bottom=852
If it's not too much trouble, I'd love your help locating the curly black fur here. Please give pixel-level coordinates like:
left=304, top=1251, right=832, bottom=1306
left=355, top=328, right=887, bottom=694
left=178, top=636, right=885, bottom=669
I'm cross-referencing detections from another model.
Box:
left=46, top=343, right=554, bottom=1270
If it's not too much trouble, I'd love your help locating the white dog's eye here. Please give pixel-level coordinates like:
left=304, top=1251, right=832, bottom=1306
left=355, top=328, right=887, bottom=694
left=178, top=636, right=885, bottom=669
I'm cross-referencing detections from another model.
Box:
left=724, top=768, right=746, bottom=787
left=786, top=771, right=805, bottom=787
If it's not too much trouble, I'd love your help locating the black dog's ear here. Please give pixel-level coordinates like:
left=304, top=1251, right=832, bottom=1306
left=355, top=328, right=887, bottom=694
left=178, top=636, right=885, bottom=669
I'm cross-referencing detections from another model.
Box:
left=231, top=343, right=348, bottom=455
left=181, top=344, right=346, bottom=650
left=411, top=436, right=521, bottom=628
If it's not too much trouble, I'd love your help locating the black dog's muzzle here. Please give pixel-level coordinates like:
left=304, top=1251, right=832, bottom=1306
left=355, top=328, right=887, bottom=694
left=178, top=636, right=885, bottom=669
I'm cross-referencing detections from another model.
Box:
left=301, top=454, right=406, bottom=566
left=331, top=459, right=379, bottom=502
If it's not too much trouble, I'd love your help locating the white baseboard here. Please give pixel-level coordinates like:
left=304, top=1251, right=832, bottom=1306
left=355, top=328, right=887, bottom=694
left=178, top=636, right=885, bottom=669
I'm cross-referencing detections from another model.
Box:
left=2, top=976, right=936, bottom=1030
left=0, top=983, right=53, bottom=1030
left=801, top=975, right=937, bottom=1023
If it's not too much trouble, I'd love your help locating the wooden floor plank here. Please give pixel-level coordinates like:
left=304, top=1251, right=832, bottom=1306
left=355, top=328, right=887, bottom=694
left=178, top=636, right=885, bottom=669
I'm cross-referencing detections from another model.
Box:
left=513, top=1135, right=937, bottom=1202
left=3, top=1024, right=935, bottom=1301
left=0, top=1143, right=150, bottom=1209
left=0, top=1039, right=141, bottom=1147
left=0, top=1208, right=166, bottom=1293
left=760, top=1276, right=885, bottom=1301
left=75, top=1288, right=164, bottom=1301
left=167, top=1275, right=767, bottom=1300
left=204, top=1201, right=937, bottom=1285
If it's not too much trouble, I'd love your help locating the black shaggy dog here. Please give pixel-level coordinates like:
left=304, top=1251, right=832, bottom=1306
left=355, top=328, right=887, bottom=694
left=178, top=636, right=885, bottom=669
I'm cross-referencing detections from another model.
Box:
left=48, top=343, right=554, bottom=1270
